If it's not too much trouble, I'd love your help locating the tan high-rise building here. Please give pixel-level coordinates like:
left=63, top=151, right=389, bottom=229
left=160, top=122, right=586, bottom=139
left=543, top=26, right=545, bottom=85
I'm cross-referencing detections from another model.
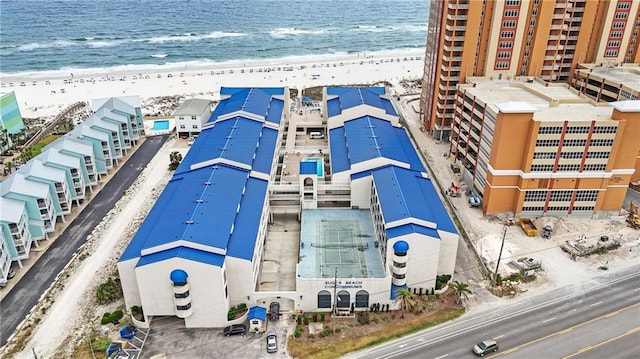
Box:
left=452, top=77, right=640, bottom=217
left=421, top=0, right=640, bottom=138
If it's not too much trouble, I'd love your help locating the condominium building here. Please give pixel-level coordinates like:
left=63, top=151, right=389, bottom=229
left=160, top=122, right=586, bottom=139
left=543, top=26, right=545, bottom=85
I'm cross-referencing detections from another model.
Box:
left=572, top=63, right=640, bottom=102
left=422, top=0, right=640, bottom=139
left=174, top=99, right=212, bottom=138
left=451, top=77, right=640, bottom=217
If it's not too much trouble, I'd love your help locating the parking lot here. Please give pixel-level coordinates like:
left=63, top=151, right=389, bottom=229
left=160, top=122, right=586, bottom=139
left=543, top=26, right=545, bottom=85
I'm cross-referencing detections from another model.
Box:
left=140, top=316, right=293, bottom=358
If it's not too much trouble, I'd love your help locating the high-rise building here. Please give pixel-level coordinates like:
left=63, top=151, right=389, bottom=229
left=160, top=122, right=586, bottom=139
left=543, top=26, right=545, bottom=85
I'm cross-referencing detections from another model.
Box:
left=421, top=0, right=640, bottom=138
left=452, top=77, right=640, bottom=217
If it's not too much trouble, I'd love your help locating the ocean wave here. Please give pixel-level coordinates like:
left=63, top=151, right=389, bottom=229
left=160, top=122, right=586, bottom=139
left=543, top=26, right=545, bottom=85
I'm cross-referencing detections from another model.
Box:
left=151, top=53, right=168, bottom=58
left=17, top=40, right=75, bottom=51
left=269, top=28, right=326, bottom=37
left=148, top=31, right=247, bottom=43
left=88, top=40, right=124, bottom=48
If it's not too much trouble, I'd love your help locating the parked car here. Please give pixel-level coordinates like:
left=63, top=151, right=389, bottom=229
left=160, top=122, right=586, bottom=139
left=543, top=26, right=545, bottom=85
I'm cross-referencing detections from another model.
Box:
left=187, top=135, right=198, bottom=146
left=266, top=331, right=277, bottom=353
left=223, top=324, right=246, bottom=336
left=269, top=302, right=280, bottom=321
left=473, top=339, right=499, bottom=356
left=7, top=268, right=16, bottom=279
left=119, top=324, right=137, bottom=339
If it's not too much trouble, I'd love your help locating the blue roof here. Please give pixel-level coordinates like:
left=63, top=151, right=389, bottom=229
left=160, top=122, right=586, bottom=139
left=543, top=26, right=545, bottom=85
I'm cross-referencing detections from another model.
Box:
left=120, top=88, right=282, bottom=266
left=136, top=247, right=225, bottom=268
left=393, top=240, right=409, bottom=253
left=372, top=166, right=457, bottom=235
left=329, top=116, right=425, bottom=174
left=211, top=87, right=284, bottom=125
left=121, top=164, right=265, bottom=262
left=390, top=283, right=407, bottom=300
left=387, top=224, right=441, bottom=239
left=175, top=117, right=277, bottom=175
left=248, top=306, right=267, bottom=321
left=299, top=161, right=317, bottom=175
left=170, top=269, right=188, bottom=282
left=326, top=87, right=396, bottom=117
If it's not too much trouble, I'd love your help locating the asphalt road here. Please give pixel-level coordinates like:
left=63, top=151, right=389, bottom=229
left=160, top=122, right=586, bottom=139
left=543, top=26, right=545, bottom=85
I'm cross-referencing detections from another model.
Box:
left=0, top=135, right=169, bottom=347
left=348, top=264, right=640, bottom=359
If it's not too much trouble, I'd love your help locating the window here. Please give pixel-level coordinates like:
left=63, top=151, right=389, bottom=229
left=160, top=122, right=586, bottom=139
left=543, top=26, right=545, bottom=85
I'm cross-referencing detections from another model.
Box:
left=501, top=31, right=515, bottom=38
left=593, top=126, right=617, bottom=134
left=522, top=206, right=544, bottom=212
left=317, top=290, right=332, bottom=308
left=590, top=138, right=614, bottom=146
left=584, top=163, right=607, bottom=171
left=605, top=49, right=619, bottom=57
left=547, top=206, right=570, bottom=212
left=550, top=190, right=573, bottom=201
left=575, top=190, right=599, bottom=201
left=618, top=2, right=631, bottom=9
left=179, top=124, right=186, bottom=129
left=524, top=50, right=530, bottom=57
left=560, top=151, right=583, bottom=159
left=607, top=40, right=621, bottom=47
left=176, top=303, right=192, bottom=310
left=536, top=139, right=560, bottom=146
left=533, top=152, right=556, bottom=159
left=496, top=61, right=509, bottom=69
left=573, top=206, right=595, bottom=211
left=175, top=290, right=190, bottom=298
left=611, top=31, right=623, bottom=38
left=499, top=41, right=513, bottom=48
left=614, top=12, right=628, bottom=19
left=355, top=290, right=370, bottom=308
left=524, top=191, right=547, bottom=202
left=192, top=124, right=198, bottom=129
left=191, top=115, right=197, bottom=120
left=557, top=164, right=581, bottom=171
left=337, top=290, right=350, bottom=308
left=526, top=40, right=532, bottom=47
left=532, top=8, right=538, bottom=15
left=538, top=126, right=562, bottom=135
left=497, top=51, right=511, bottom=59
left=503, top=20, right=516, bottom=28
left=530, top=19, right=536, bottom=26
left=393, top=273, right=406, bottom=280
left=505, top=9, right=518, bottom=17
left=613, top=22, right=625, bottom=29
left=506, top=0, right=520, bottom=5
left=531, top=164, right=554, bottom=171
left=528, top=29, right=534, bottom=36
left=566, top=126, right=590, bottom=134
left=393, top=261, right=407, bottom=268
left=563, top=139, right=587, bottom=147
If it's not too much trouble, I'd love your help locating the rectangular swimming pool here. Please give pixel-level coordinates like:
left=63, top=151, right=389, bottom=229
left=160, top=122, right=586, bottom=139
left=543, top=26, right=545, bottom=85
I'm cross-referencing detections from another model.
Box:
left=152, top=120, right=170, bottom=131
left=303, top=157, right=324, bottom=178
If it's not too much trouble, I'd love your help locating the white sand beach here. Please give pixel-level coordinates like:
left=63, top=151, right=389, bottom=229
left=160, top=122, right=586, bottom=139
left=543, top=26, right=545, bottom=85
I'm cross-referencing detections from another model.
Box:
left=3, top=50, right=425, bottom=120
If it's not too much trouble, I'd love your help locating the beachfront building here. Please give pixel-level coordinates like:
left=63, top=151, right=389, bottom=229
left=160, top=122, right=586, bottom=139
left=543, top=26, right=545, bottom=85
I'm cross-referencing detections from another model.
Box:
left=0, top=231, right=13, bottom=287
left=0, top=173, right=54, bottom=242
left=450, top=76, right=640, bottom=217
left=174, top=99, right=213, bottom=138
left=0, top=96, right=144, bottom=272
left=43, top=137, right=100, bottom=190
left=118, top=86, right=458, bottom=328
left=0, top=91, right=26, bottom=154
left=421, top=0, right=640, bottom=140
left=0, top=197, right=34, bottom=267
left=571, top=63, right=640, bottom=103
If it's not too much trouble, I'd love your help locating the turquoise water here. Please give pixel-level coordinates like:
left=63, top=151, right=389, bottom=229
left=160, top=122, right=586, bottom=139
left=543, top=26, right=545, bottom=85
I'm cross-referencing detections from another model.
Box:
left=152, top=120, right=169, bottom=131
left=304, top=157, right=324, bottom=178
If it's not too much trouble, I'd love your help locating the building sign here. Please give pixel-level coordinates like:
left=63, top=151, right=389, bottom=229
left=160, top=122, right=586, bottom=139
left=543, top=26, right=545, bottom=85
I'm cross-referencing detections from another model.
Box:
left=325, top=280, right=363, bottom=289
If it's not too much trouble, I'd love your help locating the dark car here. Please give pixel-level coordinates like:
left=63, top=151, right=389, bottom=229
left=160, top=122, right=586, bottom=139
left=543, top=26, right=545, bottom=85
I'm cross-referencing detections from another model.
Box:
left=266, top=331, right=278, bottom=353
left=223, top=324, right=246, bottom=336
left=269, top=302, right=280, bottom=321
left=473, top=339, right=499, bottom=356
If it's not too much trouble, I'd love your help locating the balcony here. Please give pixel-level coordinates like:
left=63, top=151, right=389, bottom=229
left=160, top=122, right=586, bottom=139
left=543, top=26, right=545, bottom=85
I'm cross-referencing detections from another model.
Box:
left=55, top=182, right=63, bottom=191
left=448, top=3, right=469, bottom=10
left=553, top=14, right=564, bottom=19
left=445, top=25, right=466, bottom=32
left=444, top=35, right=466, bottom=42
left=440, top=74, right=460, bottom=82
left=442, top=55, right=462, bottom=62
left=443, top=45, right=464, bottom=52
left=442, top=65, right=462, bottom=72
left=447, top=14, right=468, bottom=21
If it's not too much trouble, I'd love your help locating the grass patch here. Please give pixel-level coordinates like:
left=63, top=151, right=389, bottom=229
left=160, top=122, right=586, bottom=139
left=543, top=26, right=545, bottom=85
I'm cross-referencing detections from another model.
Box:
left=287, top=307, right=464, bottom=359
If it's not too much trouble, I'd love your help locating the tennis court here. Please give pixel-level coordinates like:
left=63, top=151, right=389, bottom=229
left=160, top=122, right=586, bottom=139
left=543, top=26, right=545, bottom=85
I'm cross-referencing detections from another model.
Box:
left=298, top=209, right=385, bottom=279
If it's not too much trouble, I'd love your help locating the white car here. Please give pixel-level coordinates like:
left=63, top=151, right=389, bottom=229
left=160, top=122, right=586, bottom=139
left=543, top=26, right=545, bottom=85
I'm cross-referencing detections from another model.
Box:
left=266, top=332, right=277, bottom=353
left=187, top=135, right=198, bottom=146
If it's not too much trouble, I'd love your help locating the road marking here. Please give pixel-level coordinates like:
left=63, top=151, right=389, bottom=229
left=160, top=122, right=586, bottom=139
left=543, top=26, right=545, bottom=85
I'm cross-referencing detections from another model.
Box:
left=434, top=354, right=448, bottom=359
left=542, top=316, right=557, bottom=323
left=494, top=335, right=505, bottom=339
left=561, top=327, right=640, bottom=359
left=633, top=287, right=640, bottom=291
left=589, top=301, right=602, bottom=307
left=489, top=303, right=640, bottom=357
left=398, top=344, right=406, bottom=349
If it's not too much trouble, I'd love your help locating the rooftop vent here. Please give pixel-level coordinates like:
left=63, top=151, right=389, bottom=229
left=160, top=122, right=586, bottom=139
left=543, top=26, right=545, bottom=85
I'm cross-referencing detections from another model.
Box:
left=204, top=181, right=212, bottom=185
left=185, top=220, right=195, bottom=224
left=196, top=199, right=204, bottom=203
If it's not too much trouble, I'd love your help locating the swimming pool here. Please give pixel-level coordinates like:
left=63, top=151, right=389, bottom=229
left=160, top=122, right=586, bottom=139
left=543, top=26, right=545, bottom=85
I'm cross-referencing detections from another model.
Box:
left=303, top=157, right=324, bottom=178
left=152, top=120, right=170, bottom=131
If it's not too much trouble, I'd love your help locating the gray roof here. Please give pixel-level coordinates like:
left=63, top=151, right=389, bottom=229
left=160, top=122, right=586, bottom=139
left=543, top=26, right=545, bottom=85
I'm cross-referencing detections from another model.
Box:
left=45, top=137, right=94, bottom=157
left=18, top=159, right=66, bottom=183
left=70, top=124, right=109, bottom=141
left=1, top=173, right=50, bottom=198
left=0, top=196, right=26, bottom=223
left=174, top=99, right=212, bottom=116
left=38, top=148, right=81, bottom=170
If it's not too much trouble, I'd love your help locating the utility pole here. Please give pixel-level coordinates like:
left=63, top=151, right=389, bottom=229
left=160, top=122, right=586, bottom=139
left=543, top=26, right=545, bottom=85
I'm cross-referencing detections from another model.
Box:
left=493, top=226, right=508, bottom=287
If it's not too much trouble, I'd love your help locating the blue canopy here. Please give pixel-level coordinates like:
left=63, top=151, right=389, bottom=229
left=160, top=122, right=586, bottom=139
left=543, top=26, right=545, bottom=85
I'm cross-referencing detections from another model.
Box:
left=302, top=96, right=313, bottom=103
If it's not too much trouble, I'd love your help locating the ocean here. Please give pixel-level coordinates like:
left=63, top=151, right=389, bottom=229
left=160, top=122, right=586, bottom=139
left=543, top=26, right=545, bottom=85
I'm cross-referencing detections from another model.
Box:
left=0, top=0, right=427, bottom=77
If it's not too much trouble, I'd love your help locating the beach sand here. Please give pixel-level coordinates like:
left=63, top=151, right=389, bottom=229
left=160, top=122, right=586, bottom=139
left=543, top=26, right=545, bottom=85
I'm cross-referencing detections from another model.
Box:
left=2, top=50, right=425, bottom=120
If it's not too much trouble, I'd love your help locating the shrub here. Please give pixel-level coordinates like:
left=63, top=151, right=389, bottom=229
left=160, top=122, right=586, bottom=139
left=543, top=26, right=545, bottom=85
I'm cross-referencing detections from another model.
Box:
left=100, top=312, right=111, bottom=325
left=100, top=310, right=124, bottom=325
left=319, top=327, right=334, bottom=338
left=95, top=278, right=123, bottom=305
left=296, top=316, right=302, bottom=325
left=91, top=337, right=111, bottom=352
left=372, top=318, right=379, bottom=324
left=294, top=327, right=303, bottom=338
left=312, top=313, right=318, bottom=322
left=357, top=311, right=370, bottom=325
left=320, top=312, right=326, bottom=322
left=307, top=333, right=314, bottom=339
left=435, top=274, right=452, bottom=290
left=303, top=315, right=309, bottom=325
left=237, top=303, right=247, bottom=311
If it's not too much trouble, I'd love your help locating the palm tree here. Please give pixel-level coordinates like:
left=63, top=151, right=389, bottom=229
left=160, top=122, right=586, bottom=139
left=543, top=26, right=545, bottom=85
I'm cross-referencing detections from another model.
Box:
left=168, top=151, right=183, bottom=170
left=450, top=281, right=472, bottom=304
left=395, top=287, right=415, bottom=318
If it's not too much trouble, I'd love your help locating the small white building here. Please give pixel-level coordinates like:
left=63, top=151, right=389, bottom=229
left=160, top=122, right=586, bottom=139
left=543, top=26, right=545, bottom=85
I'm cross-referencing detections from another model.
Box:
left=174, top=99, right=212, bottom=138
